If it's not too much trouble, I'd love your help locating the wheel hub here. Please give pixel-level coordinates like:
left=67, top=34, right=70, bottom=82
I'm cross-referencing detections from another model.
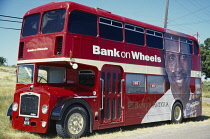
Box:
left=174, top=106, right=181, bottom=120
left=68, top=113, right=84, bottom=135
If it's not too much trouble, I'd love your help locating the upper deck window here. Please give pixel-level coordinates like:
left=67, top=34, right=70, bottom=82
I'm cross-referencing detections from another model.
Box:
left=146, top=29, right=163, bottom=49
left=22, top=14, right=40, bottom=37
left=164, top=33, right=179, bottom=52
left=68, top=11, right=97, bottom=36
left=99, top=17, right=123, bottom=42
left=180, top=37, right=191, bottom=54
left=125, top=24, right=144, bottom=46
left=188, top=39, right=193, bottom=54
left=41, top=9, right=66, bottom=34
left=194, top=42, right=199, bottom=55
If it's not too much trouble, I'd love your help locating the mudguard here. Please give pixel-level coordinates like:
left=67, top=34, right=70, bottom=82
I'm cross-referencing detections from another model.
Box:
left=51, top=98, right=93, bottom=132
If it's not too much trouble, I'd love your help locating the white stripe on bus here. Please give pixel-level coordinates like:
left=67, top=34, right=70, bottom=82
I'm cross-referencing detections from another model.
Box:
left=17, top=57, right=201, bottom=77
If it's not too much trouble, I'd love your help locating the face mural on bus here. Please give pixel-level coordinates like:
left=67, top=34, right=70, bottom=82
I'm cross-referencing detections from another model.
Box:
left=164, top=34, right=201, bottom=118
left=142, top=34, right=201, bottom=124
left=164, top=39, right=191, bottom=102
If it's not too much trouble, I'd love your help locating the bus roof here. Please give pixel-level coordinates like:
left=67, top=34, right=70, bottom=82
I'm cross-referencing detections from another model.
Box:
left=24, top=1, right=197, bottom=41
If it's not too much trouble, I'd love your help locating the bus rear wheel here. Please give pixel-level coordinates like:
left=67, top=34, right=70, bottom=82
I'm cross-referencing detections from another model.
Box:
left=56, top=105, right=89, bottom=138
left=171, top=102, right=183, bottom=123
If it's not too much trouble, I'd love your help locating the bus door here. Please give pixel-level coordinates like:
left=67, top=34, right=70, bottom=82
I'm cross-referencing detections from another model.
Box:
left=100, top=65, right=124, bottom=124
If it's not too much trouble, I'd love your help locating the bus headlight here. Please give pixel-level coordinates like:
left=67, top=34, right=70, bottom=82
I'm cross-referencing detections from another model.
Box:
left=12, top=103, right=18, bottom=111
left=42, top=105, right=48, bottom=114
left=41, top=121, right=47, bottom=127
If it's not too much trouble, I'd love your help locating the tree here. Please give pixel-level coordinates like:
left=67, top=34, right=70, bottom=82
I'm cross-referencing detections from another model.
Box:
left=200, top=38, right=210, bottom=79
left=0, top=57, right=7, bottom=66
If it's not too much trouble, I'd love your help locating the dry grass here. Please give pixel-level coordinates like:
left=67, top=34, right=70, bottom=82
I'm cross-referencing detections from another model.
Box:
left=0, top=66, right=210, bottom=139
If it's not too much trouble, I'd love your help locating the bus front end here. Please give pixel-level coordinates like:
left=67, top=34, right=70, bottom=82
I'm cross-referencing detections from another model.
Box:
left=9, top=64, right=78, bottom=133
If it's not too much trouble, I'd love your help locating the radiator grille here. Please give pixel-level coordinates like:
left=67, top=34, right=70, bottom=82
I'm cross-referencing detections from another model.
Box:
left=20, top=93, right=40, bottom=117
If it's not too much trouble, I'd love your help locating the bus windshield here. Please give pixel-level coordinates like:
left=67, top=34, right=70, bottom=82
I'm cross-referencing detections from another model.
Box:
left=41, top=9, right=66, bottom=34
left=17, top=64, right=34, bottom=83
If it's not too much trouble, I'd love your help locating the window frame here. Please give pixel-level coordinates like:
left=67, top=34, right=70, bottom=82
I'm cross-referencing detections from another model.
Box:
left=125, top=23, right=145, bottom=46
left=99, top=17, right=123, bottom=42
left=146, top=29, right=163, bottom=49
left=99, top=17, right=123, bottom=29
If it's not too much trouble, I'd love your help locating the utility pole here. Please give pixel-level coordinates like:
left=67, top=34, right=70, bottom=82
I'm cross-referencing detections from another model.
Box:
left=164, top=0, right=169, bottom=28
left=194, top=32, right=199, bottom=43
left=196, top=32, right=199, bottom=40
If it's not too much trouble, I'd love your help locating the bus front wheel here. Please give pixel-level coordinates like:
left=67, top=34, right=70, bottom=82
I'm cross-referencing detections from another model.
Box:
left=56, top=105, right=89, bottom=138
left=171, top=102, right=183, bottom=123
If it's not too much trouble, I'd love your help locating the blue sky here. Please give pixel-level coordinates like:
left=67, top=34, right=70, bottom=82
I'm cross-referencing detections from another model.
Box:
left=1, top=0, right=210, bottom=65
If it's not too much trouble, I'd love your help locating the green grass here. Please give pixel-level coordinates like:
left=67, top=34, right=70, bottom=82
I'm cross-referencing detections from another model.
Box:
left=0, top=66, right=210, bottom=139
left=202, top=81, right=210, bottom=98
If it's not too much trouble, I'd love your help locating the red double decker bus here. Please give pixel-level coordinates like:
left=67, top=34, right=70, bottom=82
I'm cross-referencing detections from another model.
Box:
left=7, top=1, right=202, bottom=138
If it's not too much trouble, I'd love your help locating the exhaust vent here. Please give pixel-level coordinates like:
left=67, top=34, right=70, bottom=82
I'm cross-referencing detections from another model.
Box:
left=55, top=36, right=63, bottom=55
left=19, top=42, right=24, bottom=59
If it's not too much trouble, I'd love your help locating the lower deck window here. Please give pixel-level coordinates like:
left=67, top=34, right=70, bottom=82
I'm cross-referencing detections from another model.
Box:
left=126, top=74, right=145, bottom=94
left=78, top=70, right=95, bottom=87
left=148, top=75, right=165, bottom=94
left=37, top=66, right=66, bottom=83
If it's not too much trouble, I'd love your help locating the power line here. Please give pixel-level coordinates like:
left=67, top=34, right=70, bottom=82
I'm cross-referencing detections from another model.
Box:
left=0, top=27, right=20, bottom=30
left=0, top=14, right=22, bottom=19
left=168, top=3, right=210, bottom=23
left=192, top=0, right=210, bottom=16
left=169, top=20, right=209, bottom=43
left=169, top=20, right=210, bottom=26
left=0, top=14, right=22, bottom=31
left=174, top=0, right=207, bottom=22
left=0, top=19, right=22, bottom=23
left=166, top=0, right=210, bottom=43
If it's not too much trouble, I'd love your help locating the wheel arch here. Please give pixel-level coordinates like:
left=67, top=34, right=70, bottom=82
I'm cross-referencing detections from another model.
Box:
left=51, top=98, right=93, bottom=133
left=171, top=99, right=183, bottom=110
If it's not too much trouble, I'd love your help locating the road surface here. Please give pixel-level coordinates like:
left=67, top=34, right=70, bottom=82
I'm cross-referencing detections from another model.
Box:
left=112, top=119, right=210, bottom=139
left=112, top=99, right=210, bottom=139
left=203, top=97, right=210, bottom=103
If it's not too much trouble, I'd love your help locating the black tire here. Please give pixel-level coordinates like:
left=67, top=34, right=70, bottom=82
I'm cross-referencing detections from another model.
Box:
left=171, top=102, right=183, bottom=123
left=9, top=116, right=12, bottom=124
left=56, top=105, right=89, bottom=138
